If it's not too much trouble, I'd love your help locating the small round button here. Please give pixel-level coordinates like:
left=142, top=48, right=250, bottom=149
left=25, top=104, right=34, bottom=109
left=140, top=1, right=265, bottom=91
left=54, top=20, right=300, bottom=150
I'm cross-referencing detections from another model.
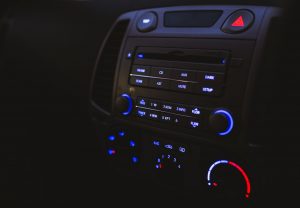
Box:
left=209, top=109, right=234, bottom=136
left=221, top=10, right=255, bottom=34
left=137, top=12, right=158, bottom=32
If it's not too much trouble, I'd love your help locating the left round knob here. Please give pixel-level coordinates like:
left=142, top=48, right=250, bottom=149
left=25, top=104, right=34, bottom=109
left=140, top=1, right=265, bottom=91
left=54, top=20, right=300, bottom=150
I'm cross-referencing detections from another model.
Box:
left=115, top=94, right=133, bottom=116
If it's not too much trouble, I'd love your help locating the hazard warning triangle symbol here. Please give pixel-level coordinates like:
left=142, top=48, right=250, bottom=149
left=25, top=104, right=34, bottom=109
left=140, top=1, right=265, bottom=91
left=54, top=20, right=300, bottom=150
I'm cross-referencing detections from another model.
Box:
left=231, top=16, right=245, bottom=27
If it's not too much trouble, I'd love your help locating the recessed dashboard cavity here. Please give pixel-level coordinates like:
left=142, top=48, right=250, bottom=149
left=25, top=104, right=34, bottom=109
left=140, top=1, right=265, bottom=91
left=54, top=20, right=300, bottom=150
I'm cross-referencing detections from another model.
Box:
left=90, top=5, right=282, bottom=205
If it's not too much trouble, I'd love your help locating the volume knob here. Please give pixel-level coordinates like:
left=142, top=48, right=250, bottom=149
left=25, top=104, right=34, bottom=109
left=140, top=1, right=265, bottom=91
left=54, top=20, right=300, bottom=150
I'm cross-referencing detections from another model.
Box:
left=115, top=93, right=133, bottom=116
left=209, top=109, right=234, bottom=136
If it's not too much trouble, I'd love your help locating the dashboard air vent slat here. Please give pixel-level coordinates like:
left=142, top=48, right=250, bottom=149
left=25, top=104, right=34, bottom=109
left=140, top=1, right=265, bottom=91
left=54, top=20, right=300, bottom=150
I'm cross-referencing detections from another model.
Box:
left=91, top=20, right=129, bottom=113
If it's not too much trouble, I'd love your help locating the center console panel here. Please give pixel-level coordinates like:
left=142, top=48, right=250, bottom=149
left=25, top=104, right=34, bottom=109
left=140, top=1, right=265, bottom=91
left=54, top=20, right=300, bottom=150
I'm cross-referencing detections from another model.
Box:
left=90, top=5, right=282, bottom=206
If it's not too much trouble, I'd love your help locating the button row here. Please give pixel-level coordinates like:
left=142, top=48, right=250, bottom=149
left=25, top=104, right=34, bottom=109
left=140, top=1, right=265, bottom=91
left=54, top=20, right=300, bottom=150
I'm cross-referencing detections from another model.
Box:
left=136, top=108, right=202, bottom=130
left=130, top=76, right=222, bottom=96
left=137, top=97, right=202, bottom=118
left=131, top=65, right=224, bottom=83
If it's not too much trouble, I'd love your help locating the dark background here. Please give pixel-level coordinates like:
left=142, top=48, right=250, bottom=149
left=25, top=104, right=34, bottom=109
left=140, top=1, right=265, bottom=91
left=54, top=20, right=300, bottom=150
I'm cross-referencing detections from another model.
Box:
left=0, top=0, right=298, bottom=206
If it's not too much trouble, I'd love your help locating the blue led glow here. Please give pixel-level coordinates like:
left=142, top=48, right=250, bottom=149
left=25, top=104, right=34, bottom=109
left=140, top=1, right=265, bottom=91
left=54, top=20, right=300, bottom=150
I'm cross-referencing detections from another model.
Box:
left=121, top=93, right=133, bottom=116
left=108, top=149, right=116, bottom=156
left=132, top=157, right=138, bottom=163
left=137, top=53, right=144, bottom=59
left=214, top=109, right=234, bottom=136
left=118, top=131, right=125, bottom=137
left=221, top=59, right=226, bottom=64
left=129, top=140, right=136, bottom=148
left=108, top=135, right=115, bottom=141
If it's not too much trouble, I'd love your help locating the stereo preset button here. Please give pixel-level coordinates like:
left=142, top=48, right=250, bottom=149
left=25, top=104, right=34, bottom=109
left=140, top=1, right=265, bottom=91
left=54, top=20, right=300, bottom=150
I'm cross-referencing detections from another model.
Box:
left=173, top=70, right=196, bottom=81
left=173, top=105, right=189, bottom=115
left=151, top=67, right=170, bottom=78
left=131, top=65, right=150, bottom=75
left=149, top=100, right=160, bottom=109
left=161, top=103, right=174, bottom=112
left=160, top=113, right=173, bottom=123
left=148, top=111, right=160, bottom=120
left=149, top=78, right=170, bottom=89
left=198, top=72, right=224, bottom=83
left=137, top=97, right=148, bottom=107
left=130, top=76, right=149, bottom=87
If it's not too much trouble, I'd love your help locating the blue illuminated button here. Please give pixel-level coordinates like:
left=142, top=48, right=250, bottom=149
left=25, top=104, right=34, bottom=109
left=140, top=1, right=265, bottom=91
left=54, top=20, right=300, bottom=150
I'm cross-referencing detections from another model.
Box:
left=178, top=146, right=186, bottom=153
left=193, top=83, right=222, bottom=96
left=129, top=76, right=149, bottom=87
left=171, top=81, right=191, bottom=92
left=127, top=51, right=133, bottom=59
left=173, top=69, right=196, bottom=81
left=153, top=140, right=160, bottom=147
left=132, top=156, right=139, bottom=163
left=160, top=113, right=173, bottom=123
left=149, top=100, right=160, bottom=109
left=131, top=65, right=150, bottom=75
left=137, top=12, right=158, bottom=32
left=189, top=107, right=201, bottom=117
left=129, top=140, right=136, bottom=148
left=198, top=72, right=224, bottom=83
left=186, top=119, right=201, bottom=129
left=137, top=97, right=148, bottom=107
left=118, top=131, right=125, bottom=137
left=149, top=78, right=170, bottom=89
left=107, top=149, right=116, bottom=156
left=161, top=103, right=174, bottom=112
left=147, top=111, right=160, bottom=120
left=164, top=144, right=173, bottom=150
left=151, top=67, right=170, bottom=78
left=173, top=104, right=189, bottom=115
left=108, top=135, right=116, bottom=141
left=136, top=108, right=147, bottom=118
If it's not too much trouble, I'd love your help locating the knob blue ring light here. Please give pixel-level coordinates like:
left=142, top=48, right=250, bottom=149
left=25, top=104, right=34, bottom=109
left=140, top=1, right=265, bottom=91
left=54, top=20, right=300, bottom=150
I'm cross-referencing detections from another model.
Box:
left=214, top=109, right=234, bottom=136
left=121, top=93, right=133, bottom=116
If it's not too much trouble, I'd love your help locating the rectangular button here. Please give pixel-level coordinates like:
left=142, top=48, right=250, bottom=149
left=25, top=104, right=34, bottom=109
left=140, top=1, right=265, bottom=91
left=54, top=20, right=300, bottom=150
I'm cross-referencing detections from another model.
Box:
left=129, top=76, right=149, bottom=87
left=160, top=113, right=173, bottom=123
left=192, top=83, right=222, bottom=96
left=185, top=118, right=201, bottom=130
left=149, top=78, right=170, bottom=89
left=131, top=65, right=150, bottom=76
left=136, top=108, right=148, bottom=118
left=172, top=69, right=196, bottom=81
left=171, top=81, right=191, bottom=92
left=147, top=111, right=160, bottom=120
left=173, top=115, right=188, bottom=126
left=161, top=102, right=174, bottom=112
left=173, top=104, right=189, bottom=115
left=188, top=106, right=202, bottom=117
left=198, top=72, right=224, bottom=84
left=151, top=67, right=170, bottom=78
left=136, top=97, right=148, bottom=107
left=149, top=100, right=160, bottom=109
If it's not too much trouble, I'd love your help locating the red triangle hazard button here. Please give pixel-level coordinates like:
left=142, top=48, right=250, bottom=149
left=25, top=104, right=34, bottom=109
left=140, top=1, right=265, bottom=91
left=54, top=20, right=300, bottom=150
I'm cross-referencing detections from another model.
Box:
left=231, top=16, right=245, bottom=27
left=221, top=10, right=254, bottom=34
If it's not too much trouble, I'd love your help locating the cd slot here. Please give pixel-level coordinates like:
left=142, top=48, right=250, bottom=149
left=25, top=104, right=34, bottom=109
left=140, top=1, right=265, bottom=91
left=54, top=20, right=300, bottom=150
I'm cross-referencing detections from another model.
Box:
left=134, top=47, right=229, bottom=66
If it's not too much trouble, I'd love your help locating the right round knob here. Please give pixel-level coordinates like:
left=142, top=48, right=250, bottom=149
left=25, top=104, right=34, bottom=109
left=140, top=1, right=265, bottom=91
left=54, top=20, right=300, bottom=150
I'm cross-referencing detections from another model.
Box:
left=209, top=109, right=234, bottom=136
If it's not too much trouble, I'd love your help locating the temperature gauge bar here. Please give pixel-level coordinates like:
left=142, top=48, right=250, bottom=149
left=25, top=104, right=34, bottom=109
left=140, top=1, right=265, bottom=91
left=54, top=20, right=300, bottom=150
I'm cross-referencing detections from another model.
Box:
left=207, top=160, right=251, bottom=199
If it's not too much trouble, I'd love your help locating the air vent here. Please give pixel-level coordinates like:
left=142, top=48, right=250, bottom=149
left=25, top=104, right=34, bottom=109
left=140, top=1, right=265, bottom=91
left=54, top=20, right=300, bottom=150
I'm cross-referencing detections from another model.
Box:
left=91, top=20, right=130, bottom=113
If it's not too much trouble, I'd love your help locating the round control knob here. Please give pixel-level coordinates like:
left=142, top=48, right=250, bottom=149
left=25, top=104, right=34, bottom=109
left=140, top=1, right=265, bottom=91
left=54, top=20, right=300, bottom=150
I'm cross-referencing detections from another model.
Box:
left=209, top=109, right=234, bottom=136
left=115, top=94, right=133, bottom=116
